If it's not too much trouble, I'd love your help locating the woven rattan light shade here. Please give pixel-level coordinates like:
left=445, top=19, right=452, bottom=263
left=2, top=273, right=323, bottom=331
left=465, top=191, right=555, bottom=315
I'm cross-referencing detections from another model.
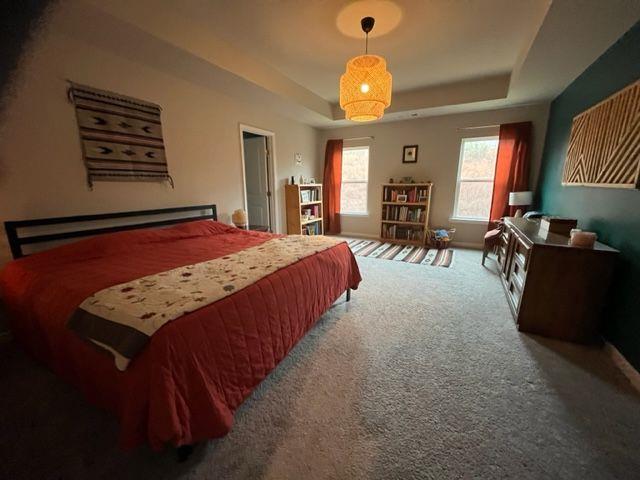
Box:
left=339, top=54, right=392, bottom=122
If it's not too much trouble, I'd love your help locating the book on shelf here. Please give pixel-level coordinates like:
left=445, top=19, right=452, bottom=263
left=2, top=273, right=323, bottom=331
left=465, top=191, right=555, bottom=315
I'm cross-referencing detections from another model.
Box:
left=383, top=205, right=426, bottom=223
left=300, top=188, right=320, bottom=203
left=381, top=224, right=423, bottom=241
left=302, top=222, right=320, bottom=235
left=383, top=185, right=430, bottom=203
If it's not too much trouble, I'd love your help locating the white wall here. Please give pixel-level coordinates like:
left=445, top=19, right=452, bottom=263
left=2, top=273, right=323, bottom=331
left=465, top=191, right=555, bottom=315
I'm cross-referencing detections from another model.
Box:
left=318, top=103, right=550, bottom=246
left=0, top=3, right=320, bottom=264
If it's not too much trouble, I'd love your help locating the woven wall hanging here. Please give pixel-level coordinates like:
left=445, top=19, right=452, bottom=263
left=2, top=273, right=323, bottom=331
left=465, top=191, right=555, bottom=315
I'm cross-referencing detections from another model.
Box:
left=68, top=82, right=173, bottom=189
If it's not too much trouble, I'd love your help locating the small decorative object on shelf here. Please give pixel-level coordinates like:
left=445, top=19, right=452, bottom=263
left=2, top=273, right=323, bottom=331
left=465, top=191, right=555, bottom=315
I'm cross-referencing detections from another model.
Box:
left=231, top=209, right=248, bottom=229
left=380, top=182, right=432, bottom=245
left=302, top=208, right=313, bottom=221
left=285, top=183, right=324, bottom=235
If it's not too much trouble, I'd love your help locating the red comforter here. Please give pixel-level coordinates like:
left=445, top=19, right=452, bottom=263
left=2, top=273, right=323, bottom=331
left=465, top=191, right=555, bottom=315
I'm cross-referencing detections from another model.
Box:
left=0, top=220, right=361, bottom=450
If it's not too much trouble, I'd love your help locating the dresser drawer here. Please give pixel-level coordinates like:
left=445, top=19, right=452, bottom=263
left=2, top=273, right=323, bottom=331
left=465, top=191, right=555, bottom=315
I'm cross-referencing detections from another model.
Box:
left=499, top=228, right=515, bottom=276
left=497, top=243, right=507, bottom=267
left=506, top=277, right=522, bottom=315
left=513, top=236, right=531, bottom=271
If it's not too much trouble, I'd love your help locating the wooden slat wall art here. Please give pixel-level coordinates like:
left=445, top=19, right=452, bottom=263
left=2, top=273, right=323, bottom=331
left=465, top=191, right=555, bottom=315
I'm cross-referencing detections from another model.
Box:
left=562, top=79, right=640, bottom=188
left=68, top=82, right=173, bottom=189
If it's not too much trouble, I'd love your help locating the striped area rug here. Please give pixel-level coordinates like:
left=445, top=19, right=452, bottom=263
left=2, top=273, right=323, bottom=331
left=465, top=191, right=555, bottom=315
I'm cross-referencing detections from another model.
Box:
left=347, top=239, right=454, bottom=267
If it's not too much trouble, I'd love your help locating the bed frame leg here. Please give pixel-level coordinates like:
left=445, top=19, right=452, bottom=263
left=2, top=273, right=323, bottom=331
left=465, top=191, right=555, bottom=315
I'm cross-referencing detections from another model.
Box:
left=346, top=288, right=351, bottom=302
left=176, top=444, right=194, bottom=463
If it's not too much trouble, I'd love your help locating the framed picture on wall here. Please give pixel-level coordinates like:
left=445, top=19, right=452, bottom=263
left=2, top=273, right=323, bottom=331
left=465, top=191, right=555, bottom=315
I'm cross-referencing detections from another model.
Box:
left=402, top=145, right=418, bottom=163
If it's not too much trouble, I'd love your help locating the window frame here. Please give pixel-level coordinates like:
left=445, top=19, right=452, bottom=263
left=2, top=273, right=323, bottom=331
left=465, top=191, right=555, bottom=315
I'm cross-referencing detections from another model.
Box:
left=451, top=136, right=499, bottom=222
left=340, top=145, right=370, bottom=216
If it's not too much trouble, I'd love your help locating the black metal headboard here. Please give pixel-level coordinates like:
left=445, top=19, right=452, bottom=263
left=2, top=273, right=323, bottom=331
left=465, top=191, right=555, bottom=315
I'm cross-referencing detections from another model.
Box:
left=4, top=204, right=217, bottom=259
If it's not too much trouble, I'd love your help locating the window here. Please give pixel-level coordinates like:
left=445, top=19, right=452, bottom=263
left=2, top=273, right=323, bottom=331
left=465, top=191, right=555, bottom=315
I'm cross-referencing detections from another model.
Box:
left=453, top=136, right=499, bottom=220
left=341, top=146, right=369, bottom=215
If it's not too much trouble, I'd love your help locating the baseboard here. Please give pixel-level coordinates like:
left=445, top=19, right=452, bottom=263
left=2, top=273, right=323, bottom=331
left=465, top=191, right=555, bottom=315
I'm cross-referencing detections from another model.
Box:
left=604, top=342, right=640, bottom=393
left=450, top=241, right=483, bottom=250
left=338, top=232, right=379, bottom=240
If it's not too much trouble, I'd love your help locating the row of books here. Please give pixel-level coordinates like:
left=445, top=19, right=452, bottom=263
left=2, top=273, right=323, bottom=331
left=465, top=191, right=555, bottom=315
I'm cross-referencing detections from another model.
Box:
left=300, top=188, right=320, bottom=203
left=383, top=206, right=426, bottom=223
left=383, top=187, right=429, bottom=203
left=381, top=224, right=424, bottom=241
left=302, top=222, right=321, bottom=235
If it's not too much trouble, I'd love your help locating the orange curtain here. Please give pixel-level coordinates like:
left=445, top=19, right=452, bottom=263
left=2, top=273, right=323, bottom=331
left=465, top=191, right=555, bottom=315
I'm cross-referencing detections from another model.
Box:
left=488, top=122, right=532, bottom=226
left=323, top=139, right=343, bottom=235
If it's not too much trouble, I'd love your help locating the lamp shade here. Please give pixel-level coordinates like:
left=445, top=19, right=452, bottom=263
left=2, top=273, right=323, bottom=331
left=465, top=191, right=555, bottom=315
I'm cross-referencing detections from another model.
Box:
left=508, top=191, right=533, bottom=206
left=339, top=54, right=392, bottom=122
left=231, top=209, right=248, bottom=227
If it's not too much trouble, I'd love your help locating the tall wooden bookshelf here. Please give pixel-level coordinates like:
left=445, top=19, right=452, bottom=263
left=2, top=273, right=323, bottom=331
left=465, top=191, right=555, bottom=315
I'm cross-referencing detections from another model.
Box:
left=285, top=184, right=324, bottom=235
left=380, top=183, right=432, bottom=245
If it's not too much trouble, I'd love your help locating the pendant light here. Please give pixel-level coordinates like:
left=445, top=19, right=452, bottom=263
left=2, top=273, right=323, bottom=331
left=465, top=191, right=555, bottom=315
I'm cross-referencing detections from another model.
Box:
left=339, top=16, right=392, bottom=122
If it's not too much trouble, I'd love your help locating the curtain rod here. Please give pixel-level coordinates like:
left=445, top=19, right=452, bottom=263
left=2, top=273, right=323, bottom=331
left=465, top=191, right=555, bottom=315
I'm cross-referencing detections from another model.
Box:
left=343, top=136, right=374, bottom=141
left=458, top=124, right=500, bottom=130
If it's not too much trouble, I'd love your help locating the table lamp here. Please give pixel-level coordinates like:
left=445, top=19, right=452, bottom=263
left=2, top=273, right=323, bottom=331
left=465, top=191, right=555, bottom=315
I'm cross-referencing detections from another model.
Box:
left=508, top=191, right=533, bottom=218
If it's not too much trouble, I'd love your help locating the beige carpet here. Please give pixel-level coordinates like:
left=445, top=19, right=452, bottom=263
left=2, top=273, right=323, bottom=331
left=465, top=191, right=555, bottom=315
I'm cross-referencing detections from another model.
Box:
left=1, top=249, right=639, bottom=479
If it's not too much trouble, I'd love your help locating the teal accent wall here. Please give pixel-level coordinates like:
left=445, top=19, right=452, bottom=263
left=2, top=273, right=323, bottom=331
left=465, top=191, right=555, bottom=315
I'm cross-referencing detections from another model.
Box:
left=536, top=22, right=640, bottom=370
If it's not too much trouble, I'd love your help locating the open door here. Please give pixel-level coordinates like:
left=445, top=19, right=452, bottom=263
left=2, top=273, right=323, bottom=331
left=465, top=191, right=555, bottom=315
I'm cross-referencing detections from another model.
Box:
left=242, top=132, right=272, bottom=231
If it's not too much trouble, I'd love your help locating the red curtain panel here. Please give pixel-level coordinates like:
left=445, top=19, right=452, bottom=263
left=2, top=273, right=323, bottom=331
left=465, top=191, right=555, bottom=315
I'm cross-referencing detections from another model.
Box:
left=322, top=139, right=343, bottom=235
left=488, top=122, right=532, bottom=225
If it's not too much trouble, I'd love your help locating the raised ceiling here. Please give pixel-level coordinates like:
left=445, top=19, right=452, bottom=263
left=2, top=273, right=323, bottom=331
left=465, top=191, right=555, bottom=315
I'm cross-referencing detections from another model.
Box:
left=78, top=0, right=640, bottom=127
left=188, top=0, right=546, bottom=102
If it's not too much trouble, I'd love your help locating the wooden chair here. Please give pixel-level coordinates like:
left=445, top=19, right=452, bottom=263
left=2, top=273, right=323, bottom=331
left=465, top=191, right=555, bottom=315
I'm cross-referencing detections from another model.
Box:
left=482, top=228, right=502, bottom=265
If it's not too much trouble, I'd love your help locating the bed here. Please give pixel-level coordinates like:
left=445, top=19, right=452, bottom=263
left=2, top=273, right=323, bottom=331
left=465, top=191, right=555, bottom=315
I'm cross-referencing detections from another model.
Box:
left=0, top=205, right=361, bottom=452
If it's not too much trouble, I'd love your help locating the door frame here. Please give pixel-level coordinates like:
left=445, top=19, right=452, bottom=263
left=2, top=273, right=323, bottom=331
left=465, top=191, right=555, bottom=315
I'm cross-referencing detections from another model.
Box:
left=238, top=123, right=278, bottom=233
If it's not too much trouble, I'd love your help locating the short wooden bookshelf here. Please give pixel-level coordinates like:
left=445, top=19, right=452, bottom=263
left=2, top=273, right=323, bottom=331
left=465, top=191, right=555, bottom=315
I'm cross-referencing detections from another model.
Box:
left=380, top=183, right=432, bottom=245
left=285, top=184, right=324, bottom=235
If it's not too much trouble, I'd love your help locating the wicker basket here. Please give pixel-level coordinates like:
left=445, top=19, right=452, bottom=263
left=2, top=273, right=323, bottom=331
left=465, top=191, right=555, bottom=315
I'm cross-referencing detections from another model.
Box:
left=427, top=227, right=456, bottom=249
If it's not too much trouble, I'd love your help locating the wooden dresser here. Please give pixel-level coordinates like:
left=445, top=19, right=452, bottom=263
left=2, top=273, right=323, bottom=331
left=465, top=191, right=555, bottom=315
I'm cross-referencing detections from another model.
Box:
left=497, top=217, right=619, bottom=344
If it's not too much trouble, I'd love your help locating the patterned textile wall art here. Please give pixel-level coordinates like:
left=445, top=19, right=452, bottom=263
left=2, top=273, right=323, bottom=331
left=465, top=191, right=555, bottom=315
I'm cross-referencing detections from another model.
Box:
left=562, top=79, right=640, bottom=188
left=68, top=82, right=173, bottom=189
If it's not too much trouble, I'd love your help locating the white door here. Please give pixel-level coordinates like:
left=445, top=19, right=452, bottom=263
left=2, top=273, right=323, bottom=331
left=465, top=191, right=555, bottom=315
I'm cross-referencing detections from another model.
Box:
left=243, top=136, right=271, bottom=228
